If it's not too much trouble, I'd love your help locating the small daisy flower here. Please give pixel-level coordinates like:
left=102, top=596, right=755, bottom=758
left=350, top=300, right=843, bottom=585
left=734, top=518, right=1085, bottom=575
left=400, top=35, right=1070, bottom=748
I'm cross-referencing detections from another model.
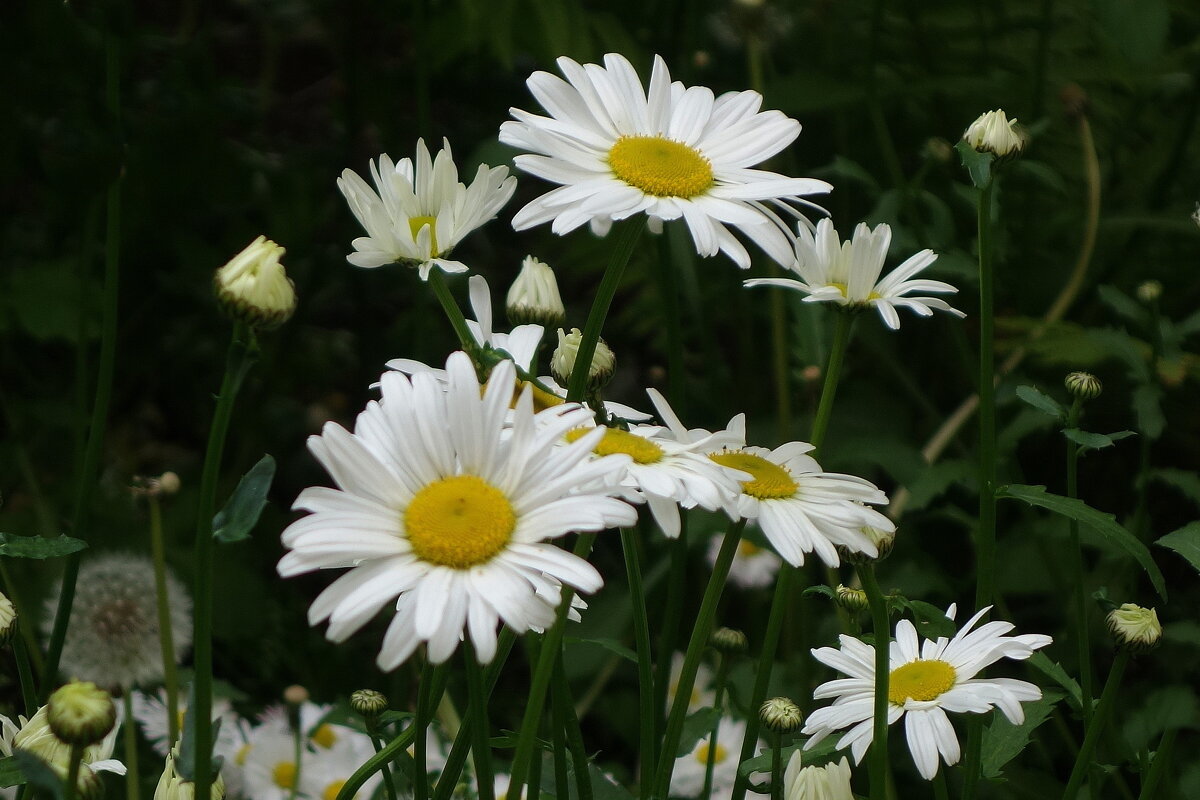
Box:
left=802, top=605, right=1052, bottom=780
left=241, top=729, right=307, bottom=800
left=708, top=534, right=782, bottom=589
left=337, top=138, right=517, bottom=280
left=746, top=219, right=965, bottom=330
left=299, top=732, right=380, bottom=800
left=962, top=110, right=1024, bottom=158
left=500, top=53, right=831, bottom=269
left=671, top=717, right=761, bottom=800
left=279, top=352, right=637, bottom=668
left=130, top=689, right=238, bottom=757
left=44, top=552, right=192, bottom=691
left=783, top=752, right=854, bottom=800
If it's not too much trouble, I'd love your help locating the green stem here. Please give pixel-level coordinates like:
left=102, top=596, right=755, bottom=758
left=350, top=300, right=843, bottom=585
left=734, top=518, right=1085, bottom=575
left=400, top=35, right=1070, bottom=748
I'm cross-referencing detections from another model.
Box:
left=123, top=692, right=140, bottom=800
left=566, top=219, right=645, bottom=402
left=701, top=653, right=732, bottom=800
left=555, top=652, right=593, bottom=800
left=13, top=635, right=37, bottom=718
left=1137, top=727, right=1176, bottom=800
left=551, top=701, right=570, bottom=800
left=1061, top=650, right=1130, bottom=800
left=933, top=770, right=950, bottom=800
left=809, top=312, right=854, bottom=456
left=652, top=519, right=745, bottom=800
left=858, top=564, right=891, bottom=800
left=365, top=721, right=400, bottom=800
left=63, top=743, right=85, bottom=800
left=148, top=495, right=180, bottom=744
left=1064, top=401, right=1093, bottom=726
left=654, top=525, right=688, bottom=743
left=770, top=731, right=783, bottom=800
left=193, top=322, right=258, bottom=800
left=337, top=727, right=420, bottom=800
left=413, top=660, right=436, bottom=800
left=289, top=708, right=303, bottom=800
left=427, top=270, right=478, bottom=355
left=621, top=528, right=657, bottom=797
left=463, top=642, right=495, bottom=800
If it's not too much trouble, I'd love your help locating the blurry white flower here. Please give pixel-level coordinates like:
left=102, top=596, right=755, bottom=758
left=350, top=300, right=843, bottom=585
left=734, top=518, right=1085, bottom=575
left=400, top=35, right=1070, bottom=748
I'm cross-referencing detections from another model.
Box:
left=962, top=110, right=1024, bottom=158
left=132, top=690, right=238, bottom=757
left=154, top=744, right=226, bottom=800
left=507, top=255, right=566, bottom=329
left=671, top=717, right=761, bottom=800
left=241, top=730, right=304, bottom=800
left=667, top=652, right=716, bottom=712
left=708, top=533, right=781, bottom=589
left=783, top=752, right=853, bottom=800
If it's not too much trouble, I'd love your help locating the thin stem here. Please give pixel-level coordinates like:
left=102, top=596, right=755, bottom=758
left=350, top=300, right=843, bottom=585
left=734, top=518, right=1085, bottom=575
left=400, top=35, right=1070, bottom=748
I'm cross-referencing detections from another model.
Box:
left=566, top=219, right=645, bottom=402
left=973, top=179, right=998, bottom=614
left=13, top=635, right=37, bottom=718
left=701, top=654, right=732, bottom=800
left=551, top=700, right=570, bottom=800
left=654, top=525, right=688, bottom=744
left=653, top=519, right=745, bottom=800
left=1061, top=650, right=1130, bottom=800
left=426, top=270, right=478, bottom=355
left=621, top=528, right=657, bottom=797
left=770, top=731, right=783, bottom=800
left=858, top=564, right=891, bottom=800
left=364, top=721, right=400, bottom=800
left=148, top=495, right=180, bottom=744
left=555, top=652, right=593, bottom=800
left=123, top=692, right=140, bottom=800
left=810, top=312, right=854, bottom=456
left=1137, top=727, right=1177, bottom=800
left=413, top=660, right=435, bottom=800
left=337, top=727, right=420, bottom=800
left=463, top=642, right=495, bottom=800
left=1064, top=400, right=1093, bottom=726
left=63, top=743, right=85, bottom=800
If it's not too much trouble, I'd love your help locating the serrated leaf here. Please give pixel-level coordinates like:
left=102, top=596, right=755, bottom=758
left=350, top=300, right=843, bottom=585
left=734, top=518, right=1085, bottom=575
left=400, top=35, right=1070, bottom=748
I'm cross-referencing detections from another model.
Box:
left=13, top=752, right=62, bottom=800
left=676, top=707, right=721, bottom=757
left=1150, top=469, right=1200, bottom=508
left=982, top=691, right=1063, bottom=778
left=1027, top=653, right=1082, bottom=710
left=563, top=636, right=636, bottom=664
left=997, top=485, right=1166, bottom=599
left=954, top=140, right=993, bottom=188
left=0, top=533, right=87, bottom=559
left=903, top=459, right=974, bottom=512
left=1156, top=522, right=1200, bottom=575
left=213, top=455, right=276, bottom=543
left=1015, top=385, right=1065, bottom=419
left=1063, top=428, right=1136, bottom=452
left=0, top=756, right=26, bottom=789
left=802, top=585, right=835, bottom=599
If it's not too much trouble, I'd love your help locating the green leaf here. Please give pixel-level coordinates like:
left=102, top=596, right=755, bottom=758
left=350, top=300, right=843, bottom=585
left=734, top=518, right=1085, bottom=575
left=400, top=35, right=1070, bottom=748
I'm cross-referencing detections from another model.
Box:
left=904, top=600, right=957, bottom=640
left=564, top=636, right=637, bottom=664
left=676, top=707, right=721, bottom=757
left=1015, top=385, right=1065, bottom=419
left=1097, top=285, right=1150, bottom=329
left=997, top=484, right=1167, bottom=600
left=1156, top=522, right=1200, bottom=575
left=1123, top=685, right=1200, bottom=751
left=13, top=752, right=62, bottom=800
left=1063, top=429, right=1136, bottom=452
left=213, top=455, right=276, bottom=543
left=983, top=690, right=1063, bottom=778
left=177, top=683, right=224, bottom=783
left=0, top=533, right=87, bottom=559
left=801, top=585, right=835, bottom=600
left=378, top=711, right=414, bottom=729
left=1132, top=384, right=1165, bottom=439
left=954, top=140, right=993, bottom=188
left=1027, top=653, right=1082, bottom=711
left=1151, top=468, right=1200, bottom=508
left=0, top=756, right=26, bottom=789
left=738, top=737, right=842, bottom=777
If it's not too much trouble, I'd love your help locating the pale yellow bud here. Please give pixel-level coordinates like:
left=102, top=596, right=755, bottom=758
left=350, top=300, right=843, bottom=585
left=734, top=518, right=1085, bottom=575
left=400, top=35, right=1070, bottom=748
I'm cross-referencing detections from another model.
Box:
left=963, top=110, right=1025, bottom=158
left=0, top=590, right=16, bottom=646
left=759, top=697, right=803, bottom=734
left=214, top=236, right=296, bottom=329
left=1107, top=603, right=1162, bottom=652
left=506, top=256, right=565, bottom=329
left=551, top=328, right=615, bottom=392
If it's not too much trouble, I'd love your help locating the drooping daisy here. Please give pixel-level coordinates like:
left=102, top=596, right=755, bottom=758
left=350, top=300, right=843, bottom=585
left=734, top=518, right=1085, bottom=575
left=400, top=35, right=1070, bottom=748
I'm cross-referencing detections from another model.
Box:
left=802, top=606, right=1052, bottom=780
left=745, top=219, right=965, bottom=330
left=337, top=138, right=517, bottom=280
left=671, top=716, right=762, bottom=800
left=500, top=53, right=832, bottom=269
left=708, top=533, right=782, bottom=589
left=279, top=353, right=637, bottom=668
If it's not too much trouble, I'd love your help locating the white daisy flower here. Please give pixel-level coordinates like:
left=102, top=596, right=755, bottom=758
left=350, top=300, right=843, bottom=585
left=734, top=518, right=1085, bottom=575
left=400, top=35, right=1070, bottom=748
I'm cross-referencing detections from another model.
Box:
left=337, top=138, right=517, bottom=280
left=708, top=534, right=782, bottom=589
left=671, top=716, right=761, bottom=800
left=745, top=219, right=965, bottom=330
left=667, top=652, right=716, bottom=712
left=279, top=352, right=637, bottom=668
left=500, top=53, right=832, bottom=269
left=782, top=752, right=854, bottom=800
left=241, top=729, right=308, bottom=800
left=802, top=605, right=1052, bottom=780
left=130, top=689, right=238, bottom=757
left=299, top=731, right=380, bottom=800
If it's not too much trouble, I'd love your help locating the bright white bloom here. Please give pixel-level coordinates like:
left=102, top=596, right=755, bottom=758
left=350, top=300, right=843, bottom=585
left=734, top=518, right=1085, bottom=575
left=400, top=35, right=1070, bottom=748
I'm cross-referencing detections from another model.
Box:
left=667, top=652, right=716, bottom=712
left=337, top=139, right=517, bottom=280
left=279, top=352, right=637, bottom=668
left=671, top=717, right=761, bottom=800
left=745, top=219, right=965, bottom=330
left=709, top=534, right=782, bottom=589
left=500, top=53, right=831, bottom=269
left=44, top=552, right=192, bottom=691
left=962, top=109, right=1024, bottom=157
left=803, top=605, right=1052, bottom=780
left=783, top=752, right=853, bottom=800
left=241, top=729, right=306, bottom=800
left=7, top=704, right=127, bottom=785
left=507, top=255, right=566, bottom=328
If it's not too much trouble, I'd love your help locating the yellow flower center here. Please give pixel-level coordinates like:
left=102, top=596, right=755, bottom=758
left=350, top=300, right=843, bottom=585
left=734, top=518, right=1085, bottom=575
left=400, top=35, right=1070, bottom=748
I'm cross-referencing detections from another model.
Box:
left=310, top=723, right=338, bottom=749
left=405, top=475, right=516, bottom=568
left=272, top=762, right=297, bottom=789
left=515, top=380, right=565, bottom=412
left=235, top=744, right=252, bottom=766
left=738, top=540, right=762, bottom=557
left=695, top=741, right=728, bottom=764
left=888, top=659, right=957, bottom=705
left=830, top=282, right=883, bottom=302
left=709, top=452, right=798, bottom=499
left=608, top=136, right=714, bottom=198
left=565, top=427, right=664, bottom=464
left=409, top=215, right=440, bottom=256
left=323, top=780, right=347, bottom=800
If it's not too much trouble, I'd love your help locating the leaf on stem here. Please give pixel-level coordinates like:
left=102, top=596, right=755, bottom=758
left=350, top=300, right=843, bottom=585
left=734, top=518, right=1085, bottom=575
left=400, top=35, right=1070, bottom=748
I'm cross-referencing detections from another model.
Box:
left=213, top=454, right=276, bottom=543
left=954, top=140, right=994, bottom=188
left=1026, top=653, right=1082, bottom=711
left=1062, top=428, right=1136, bottom=452
left=982, top=690, right=1063, bottom=778
left=0, top=756, right=27, bottom=789
left=1149, top=469, right=1200, bottom=508
left=1015, top=385, right=1065, bottom=420
left=675, top=707, right=721, bottom=757
left=0, top=533, right=87, bottom=559
left=1156, top=521, right=1200, bottom=575
left=12, top=752, right=62, bottom=800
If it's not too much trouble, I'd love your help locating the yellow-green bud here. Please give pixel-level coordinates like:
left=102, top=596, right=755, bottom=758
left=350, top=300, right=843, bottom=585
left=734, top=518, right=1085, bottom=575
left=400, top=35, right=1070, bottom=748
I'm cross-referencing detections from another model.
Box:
left=1064, top=372, right=1102, bottom=401
left=759, top=697, right=803, bottom=734
left=1136, top=280, right=1162, bottom=303
left=506, top=256, right=566, bottom=330
left=0, top=589, right=16, bottom=647
left=154, top=745, right=225, bottom=800
left=834, top=584, right=869, bottom=613
left=47, top=681, right=116, bottom=747
left=710, top=627, right=748, bottom=655
left=551, top=328, right=615, bottom=393
left=351, top=689, right=389, bottom=717
left=214, top=236, right=296, bottom=329
left=962, top=109, right=1025, bottom=159
left=1107, top=603, right=1162, bottom=652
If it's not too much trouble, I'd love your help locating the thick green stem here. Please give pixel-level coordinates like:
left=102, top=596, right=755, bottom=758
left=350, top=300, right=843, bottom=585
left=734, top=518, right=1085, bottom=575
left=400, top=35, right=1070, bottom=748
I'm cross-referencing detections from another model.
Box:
left=809, top=312, right=854, bottom=456
left=413, top=660, right=436, bottom=800
left=63, top=743, right=85, bottom=800
left=1064, top=401, right=1093, bottom=726
left=770, top=731, right=783, bottom=800
left=621, top=528, right=657, bottom=797
left=463, top=642, right=495, bottom=800
left=653, top=519, right=745, bottom=800
left=193, top=322, right=258, bottom=800
left=1061, top=650, right=1130, bottom=800
left=555, top=652, right=593, bottom=800
left=427, top=270, right=478, bottom=355
left=566, top=220, right=645, bottom=402
left=337, top=727, right=419, bottom=800
left=123, top=692, right=140, bottom=800
left=148, top=495, right=180, bottom=743
left=1137, top=727, right=1176, bottom=800
left=858, top=564, right=891, bottom=800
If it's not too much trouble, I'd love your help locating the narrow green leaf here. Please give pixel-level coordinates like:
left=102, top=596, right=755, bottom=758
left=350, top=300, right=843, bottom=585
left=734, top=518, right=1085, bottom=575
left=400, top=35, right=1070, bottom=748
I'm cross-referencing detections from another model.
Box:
left=1132, top=384, right=1165, bottom=439
left=13, top=752, right=62, bottom=800
left=801, top=585, right=835, bottom=599
left=982, top=691, right=1063, bottom=778
left=997, top=484, right=1167, bottom=600
left=0, top=533, right=87, bottom=559
left=0, top=756, right=26, bottom=789
left=1097, top=285, right=1150, bottom=329
left=954, top=140, right=993, bottom=188
left=676, top=707, right=721, bottom=757
left=1156, top=522, right=1200, bottom=575
left=1150, top=469, right=1200, bottom=508
left=564, top=636, right=637, bottom=664
left=1015, top=385, right=1065, bottom=419
left=1027, top=653, right=1082, bottom=710
left=1063, top=428, right=1136, bottom=452
left=213, top=454, right=276, bottom=543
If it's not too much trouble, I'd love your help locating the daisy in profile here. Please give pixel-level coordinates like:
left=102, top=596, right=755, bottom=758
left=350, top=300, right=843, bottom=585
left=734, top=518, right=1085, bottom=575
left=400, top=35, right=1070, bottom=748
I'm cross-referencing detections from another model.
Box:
left=500, top=53, right=831, bottom=269
left=802, top=606, right=1051, bottom=780
left=745, top=219, right=965, bottom=330
left=337, top=138, right=517, bottom=280
left=279, top=353, right=636, bottom=668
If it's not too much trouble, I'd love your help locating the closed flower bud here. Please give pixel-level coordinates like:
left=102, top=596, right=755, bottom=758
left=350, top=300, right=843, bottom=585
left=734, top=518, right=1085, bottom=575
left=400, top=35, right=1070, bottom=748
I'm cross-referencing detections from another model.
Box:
left=1192, top=203, right=1200, bottom=229
left=837, top=526, right=896, bottom=565
left=1064, top=371, right=1102, bottom=401
left=710, top=627, right=748, bottom=655
left=962, top=110, right=1025, bottom=159
left=0, top=590, right=16, bottom=646
left=551, top=328, right=615, bottom=393
left=783, top=752, right=854, bottom=800
left=834, top=585, right=869, bottom=613
left=506, top=256, right=566, bottom=330
left=214, top=236, right=296, bottom=329
left=47, top=681, right=116, bottom=747
left=1136, top=280, right=1162, bottom=303
left=155, top=745, right=225, bottom=800
left=350, top=689, right=389, bottom=718
left=759, top=697, right=803, bottom=734
left=1107, top=603, right=1162, bottom=652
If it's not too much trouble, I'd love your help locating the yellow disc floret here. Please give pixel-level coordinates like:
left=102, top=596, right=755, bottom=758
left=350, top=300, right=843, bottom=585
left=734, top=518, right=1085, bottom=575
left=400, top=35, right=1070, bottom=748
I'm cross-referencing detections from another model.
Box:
left=405, top=475, right=516, bottom=568
left=888, top=659, right=957, bottom=705
left=695, top=741, right=729, bottom=764
left=608, top=136, right=714, bottom=198
left=323, top=781, right=347, bottom=800
left=709, top=452, right=798, bottom=499
left=310, top=723, right=338, bottom=749
left=565, top=427, right=665, bottom=464
left=272, top=762, right=297, bottom=789
left=409, top=215, right=440, bottom=256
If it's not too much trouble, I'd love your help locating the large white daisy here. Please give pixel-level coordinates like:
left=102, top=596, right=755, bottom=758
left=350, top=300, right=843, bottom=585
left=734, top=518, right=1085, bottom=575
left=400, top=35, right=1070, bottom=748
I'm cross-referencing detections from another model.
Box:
left=279, top=352, right=636, bottom=668
left=746, top=219, right=965, bottom=330
left=802, top=606, right=1052, bottom=780
left=500, top=53, right=831, bottom=269
left=337, top=138, right=517, bottom=280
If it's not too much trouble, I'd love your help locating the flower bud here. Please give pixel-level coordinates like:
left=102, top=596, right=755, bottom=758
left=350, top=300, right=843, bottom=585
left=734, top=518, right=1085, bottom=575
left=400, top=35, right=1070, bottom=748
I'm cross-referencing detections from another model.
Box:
left=759, top=697, right=803, bottom=734
left=47, top=681, right=116, bottom=747
left=154, top=745, right=225, bottom=800
left=1136, top=280, right=1162, bottom=303
left=1192, top=203, right=1200, bottom=229
left=833, top=584, right=869, bottom=614
left=837, top=526, right=896, bottom=565
left=506, top=256, right=566, bottom=330
left=962, top=110, right=1025, bottom=159
left=784, top=752, right=854, bottom=800
left=0, top=590, right=16, bottom=647
left=1107, top=603, right=1162, bottom=652
left=551, top=328, right=615, bottom=393
left=214, top=236, right=296, bottom=329
left=1064, top=372, right=1102, bottom=402
left=710, top=627, right=748, bottom=655
left=283, top=685, right=309, bottom=706
left=351, top=689, right=389, bottom=718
